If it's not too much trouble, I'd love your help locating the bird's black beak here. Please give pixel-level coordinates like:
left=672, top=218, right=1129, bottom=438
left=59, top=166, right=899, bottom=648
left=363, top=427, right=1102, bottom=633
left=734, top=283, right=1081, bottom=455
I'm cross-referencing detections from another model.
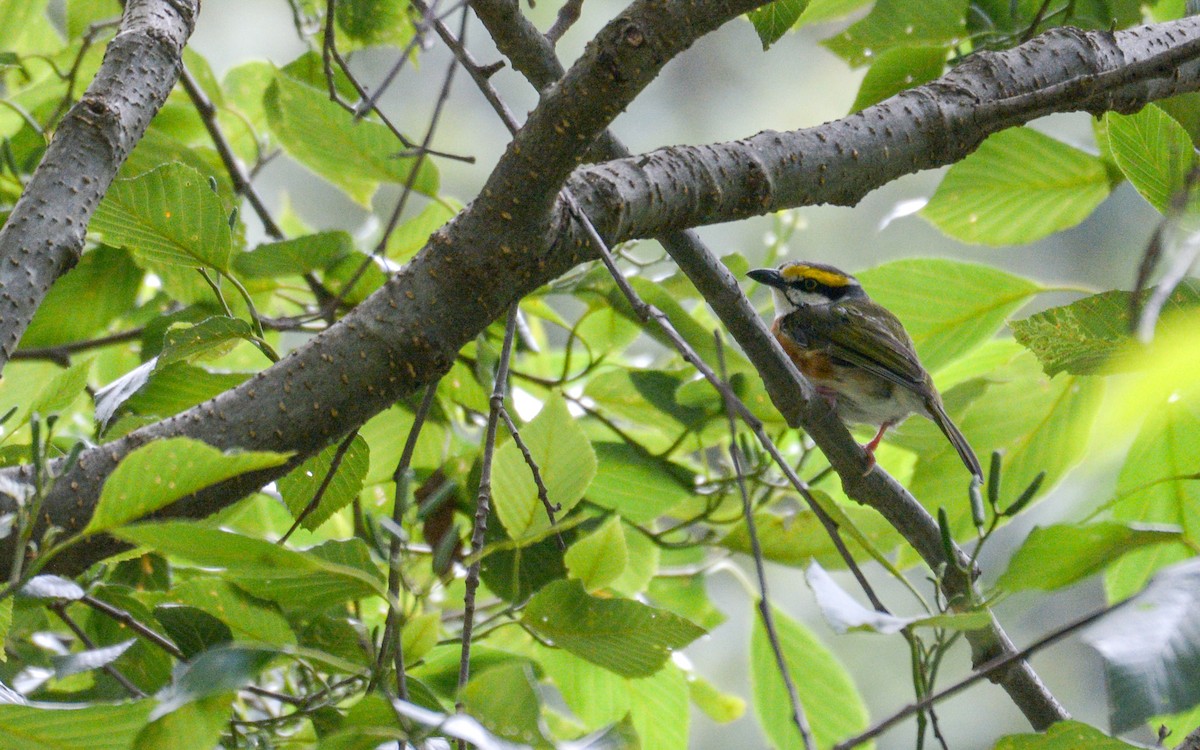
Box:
left=747, top=268, right=784, bottom=288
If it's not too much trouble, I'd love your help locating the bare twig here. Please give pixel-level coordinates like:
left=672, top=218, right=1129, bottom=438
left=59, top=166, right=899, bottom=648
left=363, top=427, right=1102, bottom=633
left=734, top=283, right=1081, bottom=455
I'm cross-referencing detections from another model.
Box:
left=496, top=407, right=565, bottom=551
left=50, top=601, right=146, bottom=698
left=12, top=327, right=145, bottom=365
left=715, top=334, right=814, bottom=750
left=456, top=302, right=520, bottom=743
left=375, top=384, right=440, bottom=699
left=545, top=0, right=585, bottom=44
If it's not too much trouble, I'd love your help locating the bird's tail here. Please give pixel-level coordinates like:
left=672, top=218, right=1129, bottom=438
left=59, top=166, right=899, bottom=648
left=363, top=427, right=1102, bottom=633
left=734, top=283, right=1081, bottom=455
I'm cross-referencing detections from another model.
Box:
left=927, top=398, right=983, bottom=480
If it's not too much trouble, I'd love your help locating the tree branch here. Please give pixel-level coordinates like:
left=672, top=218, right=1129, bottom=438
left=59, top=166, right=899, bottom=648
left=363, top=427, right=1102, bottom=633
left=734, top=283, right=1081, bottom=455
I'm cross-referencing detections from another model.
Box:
left=0, top=0, right=198, bottom=369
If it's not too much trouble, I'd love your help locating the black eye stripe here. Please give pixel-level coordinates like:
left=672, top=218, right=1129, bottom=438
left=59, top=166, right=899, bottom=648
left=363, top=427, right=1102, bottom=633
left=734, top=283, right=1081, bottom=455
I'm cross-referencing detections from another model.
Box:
left=790, top=277, right=853, bottom=301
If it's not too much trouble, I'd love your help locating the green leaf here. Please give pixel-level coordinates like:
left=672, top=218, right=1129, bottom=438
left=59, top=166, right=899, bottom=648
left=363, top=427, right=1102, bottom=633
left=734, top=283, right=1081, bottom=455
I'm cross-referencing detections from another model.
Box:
left=521, top=579, right=706, bottom=678
left=20, top=246, right=143, bottom=347
left=921, top=127, right=1112, bottom=245
left=628, top=664, right=690, bottom=750
left=994, top=720, right=1142, bottom=749
left=747, top=0, right=809, bottom=50
left=1105, top=397, right=1200, bottom=602
left=721, top=505, right=901, bottom=568
left=587, top=442, right=691, bottom=523
left=608, top=521, right=659, bottom=596
left=157, top=317, right=257, bottom=368
left=86, top=438, right=291, bottom=534
left=0, top=701, right=153, bottom=750
left=135, top=693, right=232, bottom=750
left=1105, top=104, right=1197, bottom=213
left=32, top=357, right=92, bottom=416
left=1084, top=560, right=1200, bottom=732
left=687, top=672, right=746, bottom=724
left=122, top=363, right=251, bottom=422
left=151, top=644, right=276, bottom=719
left=492, top=394, right=596, bottom=539
left=998, top=522, right=1184, bottom=592
left=1012, top=283, right=1200, bottom=377
left=264, top=73, right=438, bottom=207
left=110, top=524, right=385, bottom=609
left=335, top=0, right=414, bottom=46
left=823, top=0, right=966, bottom=66
left=161, top=578, right=296, bottom=646
left=857, top=258, right=1041, bottom=371
left=91, top=163, right=234, bottom=271
left=796, top=0, right=871, bottom=25
left=152, top=605, right=233, bottom=659
left=750, top=605, right=868, bottom=749
left=233, top=232, right=353, bottom=278
left=905, top=352, right=1103, bottom=541
left=277, top=435, right=370, bottom=531
left=461, top=663, right=550, bottom=746
left=385, top=200, right=461, bottom=262
left=851, top=45, right=946, bottom=111
left=565, top=516, right=628, bottom=590
left=534, top=645, right=629, bottom=729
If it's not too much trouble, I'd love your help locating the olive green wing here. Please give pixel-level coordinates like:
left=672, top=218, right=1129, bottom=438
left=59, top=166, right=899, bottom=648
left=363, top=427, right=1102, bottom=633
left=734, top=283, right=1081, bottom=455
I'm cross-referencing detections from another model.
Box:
left=778, top=303, right=928, bottom=390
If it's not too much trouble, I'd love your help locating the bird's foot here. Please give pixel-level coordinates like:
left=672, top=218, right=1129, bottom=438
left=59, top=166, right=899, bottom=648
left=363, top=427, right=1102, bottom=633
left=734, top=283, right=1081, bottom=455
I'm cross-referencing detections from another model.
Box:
left=860, top=421, right=893, bottom=476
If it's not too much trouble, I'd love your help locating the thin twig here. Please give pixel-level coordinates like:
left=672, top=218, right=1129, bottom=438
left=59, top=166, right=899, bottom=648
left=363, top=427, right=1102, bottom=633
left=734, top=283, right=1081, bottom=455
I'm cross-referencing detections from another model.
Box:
left=374, top=384, right=440, bottom=698
left=50, top=601, right=146, bottom=698
left=456, top=302, right=520, bottom=744
left=714, top=334, right=814, bottom=750
left=12, top=327, right=145, bottom=365
left=279, top=431, right=360, bottom=544
left=545, top=0, right=585, bottom=44
left=81, top=594, right=184, bottom=658
left=496, top=407, right=565, bottom=551
left=834, top=598, right=1129, bottom=750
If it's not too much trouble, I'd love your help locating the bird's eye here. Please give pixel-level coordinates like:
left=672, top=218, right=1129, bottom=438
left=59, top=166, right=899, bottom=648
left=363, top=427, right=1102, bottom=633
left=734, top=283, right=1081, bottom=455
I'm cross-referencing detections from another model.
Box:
left=800, top=278, right=818, bottom=292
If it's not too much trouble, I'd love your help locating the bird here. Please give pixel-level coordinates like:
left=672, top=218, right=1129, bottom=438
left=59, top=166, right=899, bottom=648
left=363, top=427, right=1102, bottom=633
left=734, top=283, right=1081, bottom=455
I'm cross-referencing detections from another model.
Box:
left=747, top=260, right=982, bottom=480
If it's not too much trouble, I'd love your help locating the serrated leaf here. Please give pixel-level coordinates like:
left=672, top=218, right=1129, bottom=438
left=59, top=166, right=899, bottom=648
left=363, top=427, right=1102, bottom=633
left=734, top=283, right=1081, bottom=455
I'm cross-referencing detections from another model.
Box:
left=157, top=317, right=256, bottom=368
left=998, top=522, right=1183, bottom=592
left=858, top=258, right=1041, bottom=371
left=565, top=516, right=627, bottom=590
left=851, top=45, right=946, bottom=111
left=522, top=580, right=705, bottom=678
left=1105, top=104, right=1197, bottom=213
left=748, top=0, right=809, bottom=49
left=277, top=434, right=369, bottom=531
left=111, top=524, right=385, bottom=609
left=1012, top=283, right=1200, bottom=377
left=264, top=73, right=437, bottom=207
left=823, top=0, right=966, bottom=66
left=233, top=232, right=353, bottom=278
left=750, top=605, right=868, bottom=749
left=1084, top=559, right=1200, bottom=732
left=921, top=127, right=1112, bottom=245
left=86, top=438, right=291, bottom=534
left=492, top=394, right=596, bottom=539
left=91, top=163, right=234, bottom=271
left=122, top=363, right=250, bottom=422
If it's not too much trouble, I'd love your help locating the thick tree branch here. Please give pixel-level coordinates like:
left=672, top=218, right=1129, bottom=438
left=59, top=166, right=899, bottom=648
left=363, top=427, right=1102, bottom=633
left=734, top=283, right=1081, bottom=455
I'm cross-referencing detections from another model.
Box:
left=0, top=0, right=198, bottom=368
left=2, top=18, right=1198, bottom=673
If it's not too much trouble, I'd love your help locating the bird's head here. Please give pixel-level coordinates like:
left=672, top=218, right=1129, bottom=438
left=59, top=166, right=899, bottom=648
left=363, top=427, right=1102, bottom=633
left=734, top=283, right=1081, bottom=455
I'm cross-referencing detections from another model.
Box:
left=747, top=261, right=865, bottom=316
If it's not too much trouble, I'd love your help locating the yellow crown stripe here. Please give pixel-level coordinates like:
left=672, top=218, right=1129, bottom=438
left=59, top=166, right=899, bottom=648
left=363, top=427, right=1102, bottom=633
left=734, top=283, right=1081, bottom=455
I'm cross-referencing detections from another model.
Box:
left=780, top=265, right=850, bottom=287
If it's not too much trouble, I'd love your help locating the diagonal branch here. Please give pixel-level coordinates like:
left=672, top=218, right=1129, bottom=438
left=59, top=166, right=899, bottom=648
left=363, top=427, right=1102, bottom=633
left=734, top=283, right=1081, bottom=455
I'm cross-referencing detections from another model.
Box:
left=0, top=0, right=198, bottom=369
